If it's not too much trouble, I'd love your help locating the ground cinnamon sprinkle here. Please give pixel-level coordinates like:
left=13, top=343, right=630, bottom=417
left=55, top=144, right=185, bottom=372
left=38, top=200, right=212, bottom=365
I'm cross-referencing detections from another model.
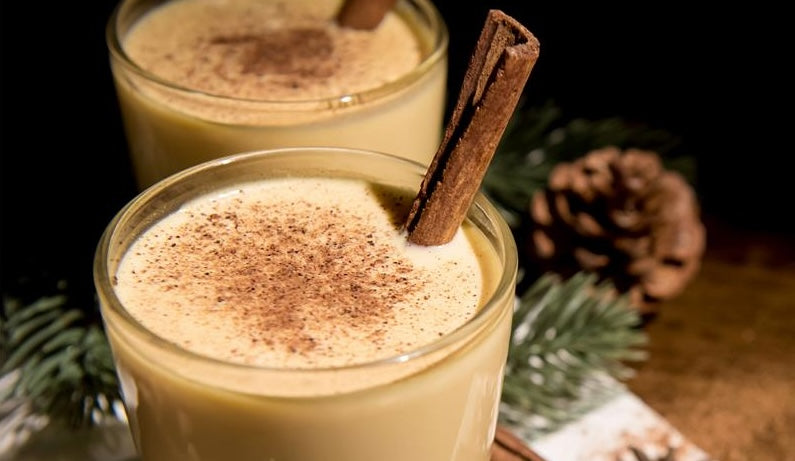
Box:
left=122, top=0, right=422, bottom=101
left=209, top=28, right=337, bottom=80
left=116, top=178, right=482, bottom=368
left=165, top=197, right=413, bottom=355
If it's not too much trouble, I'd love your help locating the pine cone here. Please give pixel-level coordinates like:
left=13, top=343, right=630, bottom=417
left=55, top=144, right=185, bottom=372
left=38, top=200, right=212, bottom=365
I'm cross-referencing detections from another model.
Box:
left=527, top=147, right=706, bottom=313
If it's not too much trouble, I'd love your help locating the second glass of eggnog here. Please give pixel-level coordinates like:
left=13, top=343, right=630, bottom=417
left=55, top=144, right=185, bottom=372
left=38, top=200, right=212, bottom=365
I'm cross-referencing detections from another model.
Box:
left=106, top=0, right=449, bottom=188
left=94, top=147, right=517, bottom=461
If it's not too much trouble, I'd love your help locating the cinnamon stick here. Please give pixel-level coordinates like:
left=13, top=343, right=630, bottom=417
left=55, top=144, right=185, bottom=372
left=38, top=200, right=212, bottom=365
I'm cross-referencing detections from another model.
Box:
left=405, top=10, right=540, bottom=245
left=336, top=0, right=398, bottom=30
left=491, top=425, right=547, bottom=461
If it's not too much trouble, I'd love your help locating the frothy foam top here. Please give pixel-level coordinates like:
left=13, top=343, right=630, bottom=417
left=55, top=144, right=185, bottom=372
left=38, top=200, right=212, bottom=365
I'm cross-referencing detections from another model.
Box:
left=122, top=0, right=423, bottom=100
left=114, top=178, right=484, bottom=369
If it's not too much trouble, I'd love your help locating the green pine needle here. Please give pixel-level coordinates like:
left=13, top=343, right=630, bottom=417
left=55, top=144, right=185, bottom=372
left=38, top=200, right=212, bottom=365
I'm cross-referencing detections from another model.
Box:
left=500, top=272, right=648, bottom=437
left=1, top=289, right=121, bottom=428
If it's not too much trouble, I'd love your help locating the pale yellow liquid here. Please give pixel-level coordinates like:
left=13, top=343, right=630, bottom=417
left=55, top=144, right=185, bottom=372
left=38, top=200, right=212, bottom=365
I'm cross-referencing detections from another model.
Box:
left=101, top=175, right=514, bottom=461
left=110, top=0, right=448, bottom=188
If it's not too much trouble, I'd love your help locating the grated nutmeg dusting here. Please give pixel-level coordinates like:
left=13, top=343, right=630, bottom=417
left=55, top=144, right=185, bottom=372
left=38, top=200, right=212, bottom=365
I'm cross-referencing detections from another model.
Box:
left=115, top=178, right=484, bottom=368
left=122, top=0, right=422, bottom=101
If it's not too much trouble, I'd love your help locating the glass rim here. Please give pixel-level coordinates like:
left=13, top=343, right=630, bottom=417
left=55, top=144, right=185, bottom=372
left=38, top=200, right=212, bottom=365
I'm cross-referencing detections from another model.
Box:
left=105, top=0, right=449, bottom=109
left=93, top=147, right=518, bottom=376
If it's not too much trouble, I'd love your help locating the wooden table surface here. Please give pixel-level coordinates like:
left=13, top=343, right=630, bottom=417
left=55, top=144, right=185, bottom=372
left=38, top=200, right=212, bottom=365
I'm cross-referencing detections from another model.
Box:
left=627, top=217, right=795, bottom=461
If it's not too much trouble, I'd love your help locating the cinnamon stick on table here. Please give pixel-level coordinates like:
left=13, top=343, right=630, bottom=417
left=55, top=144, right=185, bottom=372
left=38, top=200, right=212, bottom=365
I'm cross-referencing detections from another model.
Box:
left=336, top=0, right=398, bottom=29
left=491, top=425, right=547, bottom=461
left=405, top=9, right=540, bottom=246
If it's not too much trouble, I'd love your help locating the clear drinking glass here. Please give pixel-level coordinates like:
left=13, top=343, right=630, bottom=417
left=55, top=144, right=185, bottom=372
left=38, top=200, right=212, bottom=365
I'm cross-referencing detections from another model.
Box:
left=94, top=147, right=518, bottom=461
left=106, top=0, right=449, bottom=188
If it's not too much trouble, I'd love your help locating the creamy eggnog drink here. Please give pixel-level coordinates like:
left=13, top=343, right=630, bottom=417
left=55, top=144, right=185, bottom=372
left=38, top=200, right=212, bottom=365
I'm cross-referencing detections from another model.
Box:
left=107, top=0, right=448, bottom=188
left=94, top=148, right=517, bottom=461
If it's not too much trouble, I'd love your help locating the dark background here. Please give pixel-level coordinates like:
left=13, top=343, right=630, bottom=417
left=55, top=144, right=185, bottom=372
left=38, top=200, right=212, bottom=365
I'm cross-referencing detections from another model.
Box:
left=1, top=1, right=789, bottom=303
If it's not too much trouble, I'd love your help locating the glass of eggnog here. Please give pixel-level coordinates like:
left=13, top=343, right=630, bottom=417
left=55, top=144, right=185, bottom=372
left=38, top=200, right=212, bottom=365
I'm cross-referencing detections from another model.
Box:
left=94, top=147, right=517, bottom=461
left=106, top=0, right=449, bottom=189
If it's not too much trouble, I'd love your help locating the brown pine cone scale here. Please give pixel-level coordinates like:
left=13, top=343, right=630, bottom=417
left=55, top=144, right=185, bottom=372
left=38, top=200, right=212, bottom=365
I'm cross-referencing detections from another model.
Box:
left=526, top=147, right=706, bottom=313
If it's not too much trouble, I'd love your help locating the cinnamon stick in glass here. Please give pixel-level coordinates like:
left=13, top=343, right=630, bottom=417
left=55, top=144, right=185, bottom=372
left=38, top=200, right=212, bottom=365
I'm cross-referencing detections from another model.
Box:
left=337, top=0, right=398, bottom=29
left=406, top=9, right=540, bottom=246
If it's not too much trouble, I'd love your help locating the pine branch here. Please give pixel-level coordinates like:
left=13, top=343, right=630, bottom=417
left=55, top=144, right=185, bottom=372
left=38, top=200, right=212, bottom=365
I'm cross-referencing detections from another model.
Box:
left=499, top=271, right=648, bottom=438
left=1, top=286, right=121, bottom=429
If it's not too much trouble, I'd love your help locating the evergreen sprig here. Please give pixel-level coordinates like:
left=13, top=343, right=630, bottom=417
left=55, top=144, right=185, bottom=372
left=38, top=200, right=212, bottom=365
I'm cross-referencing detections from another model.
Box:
left=0, top=286, right=120, bottom=429
left=500, top=271, right=648, bottom=438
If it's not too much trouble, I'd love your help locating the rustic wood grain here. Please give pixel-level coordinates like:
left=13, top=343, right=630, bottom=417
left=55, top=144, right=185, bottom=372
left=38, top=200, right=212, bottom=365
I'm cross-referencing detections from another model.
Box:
left=628, top=216, right=795, bottom=461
